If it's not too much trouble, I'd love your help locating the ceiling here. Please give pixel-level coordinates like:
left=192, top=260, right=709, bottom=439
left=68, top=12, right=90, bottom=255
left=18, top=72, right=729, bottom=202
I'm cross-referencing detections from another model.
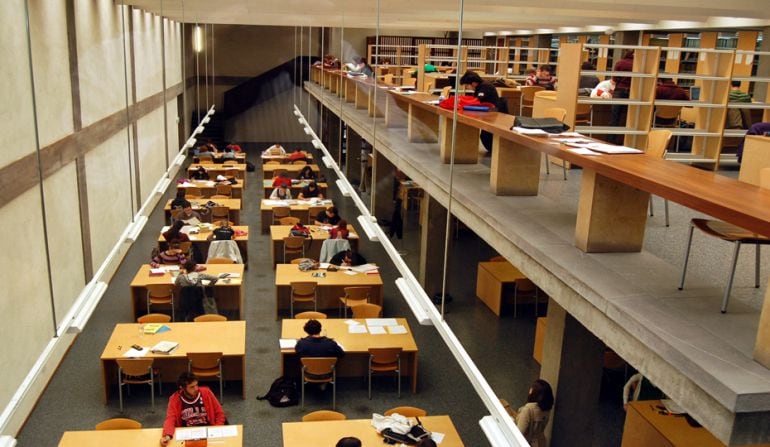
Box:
left=125, top=0, right=770, bottom=34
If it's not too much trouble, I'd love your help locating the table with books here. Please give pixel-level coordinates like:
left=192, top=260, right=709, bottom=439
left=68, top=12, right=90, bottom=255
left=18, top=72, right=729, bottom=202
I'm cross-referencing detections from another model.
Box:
left=262, top=179, right=328, bottom=198
left=187, top=163, right=247, bottom=179
left=59, top=425, right=243, bottom=447
left=157, top=224, right=249, bottom=264
left=269, top=224, right=358, bottom=266
left=280, top=317, right=419, bottom=393
left=282, top=416, right=464, bottom=446
left=262, top=163, right=320, bottom=178
left=99, top=321, right=246, bottom=402
left=177, top=179, right=244, bottom=199
left=164, top=198, right=242, bottom=225
left=259, top=198, right=334, bottom=232
left=261, top=152, right=314, bottom=164
left=274, top=263, right=382, bottom=319
left=129, top=264, right=245, bottom=320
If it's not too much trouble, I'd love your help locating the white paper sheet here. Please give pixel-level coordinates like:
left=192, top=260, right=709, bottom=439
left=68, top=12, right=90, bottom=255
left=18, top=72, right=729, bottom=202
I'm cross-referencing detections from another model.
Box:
left=207, top=425, right=239, bottom=438
left=512, top=127, right=548, bottom=136
left=431, top=432, right=446, bottom=444
left=567, top=148, right=599, bottom=156
left=175, top=427, right=207, bottom=441
left=279, top=338, right=297, bottom=349
left=348, top=325, right=368, bottom=334
left=343, top=270, right=358, bottom=276
left=366, top=318, right=398, bottom=326
left=387, top=325, right=408, bottom=335
left=368, top=326, right=387, bottom=335
left=122, top=347, right=147, bottom=357
left=585, top=143, right=642, bottom=154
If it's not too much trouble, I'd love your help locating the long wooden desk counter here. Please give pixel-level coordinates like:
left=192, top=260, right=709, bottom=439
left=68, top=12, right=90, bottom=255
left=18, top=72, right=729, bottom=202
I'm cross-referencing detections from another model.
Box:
left=259, top=199, right=335, bottom=232
left=100, top=322, right=246, bottom=402
left=262, top=152, right=315, bottom=163
left=177, top=180, right=244, bottom=199
left=262, top=179, right=328, bottom=198
left=157, top=225, right=248, bottom=264
left=281, top=317, right=418, bottom=392
left=187, top=163, right=247, bottom=179
left=274, top=263, right=383, bottom=319
left=283, top=415, right=463, bottom=446
left=263, top=163, right=320, bottom=177
left=270, top=224, right=359, bottom=265
left=129, top=264, right=245, bottom=320
left=164, top=198, right=241, bottom=224
left=59, top=426, right=243, bottom=447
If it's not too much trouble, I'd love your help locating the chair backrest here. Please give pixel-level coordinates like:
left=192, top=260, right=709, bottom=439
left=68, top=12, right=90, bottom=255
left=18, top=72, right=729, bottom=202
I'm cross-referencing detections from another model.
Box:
left=655, top=105, right=682, bottom=120
left=291, top=281, right=317, bottom=297
left=207, top=239, right=242, bottom=264
left=440, top=86, right=451, bottom=98
left=137, top=313, right=172, bottom=324
left=369, top=347, right=402, bottom=364
left=187, top=352, right=223, bottom=369
left=384, top=406, right=427, bottom=417
left=116, top=358, right=154, bottom=376
left=284, top=236, right=307, bottom=250
left=302, top=410, right=346, bottom=422
left=292, top=160, right=307, bottom=165
left=382, top=73, right=394, bottom=85
left=515, top=278, right=537, bottom=293
left=95, top=418, right=142, bottom=430
left=216, top=184, right=232, bottom=196
left=279, top=216, right=301, bottom=225
left=320, top=238, right=351, bottom=263
left=265, top=160, right=281, bottom=165
left=575, top=102, right=592, bottom=116
left=403, top=77, right=416, bottom=88
left=520, top=86, right=545, bottom=102
left=207, top=257, right=235, bottom=264
left=146, top=283, right=173, bottom=298
left=272, top=206, right=291, bottom=220
left=185, top=187, right=203, bottom=198
left=210, top=195, right=230, bottom=200
left=295, top=311, right=328, bottom=319
left=301, top=357, right=337, bottom=376
left=211, top=206, right=230, bottom=219
left=540, top=107, right=567, bottom=121
left=760, top=168, right=770, bottom=189
left=271, top=169, right=287, bottom=179
left=194, top=314, right=227, bottom=322
left=307, top=206, right=327, bottom=224
left=198, top=155, right=213, bottom=163
left=178, top=241, right=192, bottom=256
left=351, top=303, right=382, bottom=318
left=645, top=130, right=673, bottom=159
left=344, top=286, right=371, bottom=300
left=223, top=160, right=239, bottom=165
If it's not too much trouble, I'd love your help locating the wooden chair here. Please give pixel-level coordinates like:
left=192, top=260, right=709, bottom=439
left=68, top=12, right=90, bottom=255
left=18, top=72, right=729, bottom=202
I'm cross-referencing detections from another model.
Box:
left=193, top=314, right=227, bottom=322
left=178, top=241, right=192, bottom=258
left=519, top=86, right=544, bottom=116
left=368, top=347, right=402, bottom=398
left=381, top=73, right=394, bottom=85
left=538, top=107, right=568, bottom=180
left=351, top=303, right=382, bottom=318
left=574, top=102, right=593, bottom=126
left=384, top=406, right=426, bottom=417
left=291, top=257, right=315, bottom=265
left=301, top=357, right=337, bottom=409
left=223, top=160, right=239, bottom=165
left=137, top=313, right=171, bottom=324
left=95, top=417, right=142, bottom=430
left=646, top=130, right=673, bottom=227
left=271, top=169, right=287, bottom=179
left=279, top=216, right=301, bottom=226
left=207, top=257, right=235, bottom=264
left=295, top=311, right=328, bottom=319
left=272, top=206, right=291, bottom=225
left=265, top=160, right=281, bottom=165
left=679, top=168, right=770, bottom=313
left=291, top=282, right=318, bottom=317
left=513, top=278, right=538, bottom=318
left=188, top=352, right=224, bottom=402
left=292, top=160, right=307, bottom=165
left=185, top=187, right=203, bottom=199
left=307, top=206, right=327, bottom=225
left=339, top=286, right=371, bottom=317
left=284, top=236, right=306, bottom=263
left=211, top=206, right=230, bottom=224
left=198, top=155, right=213, bottom=163
left=440, top=85, right=451, bottom=98
left=302, top=410, right=346, bottom=422
left=654, top=105, right=682, bottom=128
left=116, top=358, right=159, bottom=412
left=146, top=284, right=174, bottom=321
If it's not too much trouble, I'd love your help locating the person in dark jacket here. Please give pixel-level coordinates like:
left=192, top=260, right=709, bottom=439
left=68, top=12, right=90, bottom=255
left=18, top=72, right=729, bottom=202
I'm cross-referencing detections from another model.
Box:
left=295, top=320, right=344, bottom=359
left=459, top=71, right=506, bottom=152
left=329, top=249, right=367, bottom=267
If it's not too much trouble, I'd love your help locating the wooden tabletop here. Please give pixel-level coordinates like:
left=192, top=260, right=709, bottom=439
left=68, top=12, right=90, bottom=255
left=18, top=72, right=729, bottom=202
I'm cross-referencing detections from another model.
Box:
left=130, top=264, right=245, bottom=288
left=260, top=199, right=334, bottom=211
left=281, top=318, right=417, bottom=353
left=282, top=416, right=464, bottom=447
left=164, top=198, right=242, bottom=211
left=100, top=321, right=246, bottom=360
left=478, top=261, right=525, bottom=282
left=270, top=224, right=358, bottom=242
left=158, top=225, right=249, bottom=243
left=262, top=179, right=328, bottom=189
left=59, top=426, right=243, bottom=447
left=178, top=180, right=244, bottom=190
left=188, top=163, right=247, bottom=171
left=274, top=264, right=383, bottom=288
left=263, top=164, right=321, bottom=173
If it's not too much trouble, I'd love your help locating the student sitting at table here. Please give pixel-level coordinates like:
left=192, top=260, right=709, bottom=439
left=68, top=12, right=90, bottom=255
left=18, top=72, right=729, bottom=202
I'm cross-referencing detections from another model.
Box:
left=151, top=241, right=187, bottom=268
left=336, top=438, right=362, bottom=447
left=191, top=166, right=209, bottom=180
left=329, top=249, right=367, bottom=267
left=175, top=204, right=202, bottom=226
left=207, top=220, right=235, bottom=241
left=262, top=143, right=286, bottom=156
left=287, top=148, right=307, bottom=163
left=296, top=319, right=345, bottom=359
left=160, top=372, right=226, bottom=447
left=270, top=183, right=292, bottom=200
left=272, top=172, right=293, bottom=188
left=163, top=220, right=191, bottom=243
left=220, top=145, right=236, bottom=160
left=298, top=181, right=323, bottom=199
left=329, top=219, right=349, bottom=239
left=225, top=142, right=242, bottom=153
left=526, top=65, right=557, bottom=90
left=170, top=190, right=189, bottom=210
left=314, top=206, right=341, bottom=226
left=297, top=165, right=317, bottom=181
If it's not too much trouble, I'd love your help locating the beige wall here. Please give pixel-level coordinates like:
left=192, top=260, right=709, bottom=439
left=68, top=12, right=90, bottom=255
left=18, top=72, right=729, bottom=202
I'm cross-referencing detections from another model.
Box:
left=133, top=8, right=164, bottom=102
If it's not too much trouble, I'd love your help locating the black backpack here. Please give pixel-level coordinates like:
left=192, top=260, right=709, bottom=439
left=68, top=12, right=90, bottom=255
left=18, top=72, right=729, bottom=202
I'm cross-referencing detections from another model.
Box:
left=256, top=377, right=298, bottom=407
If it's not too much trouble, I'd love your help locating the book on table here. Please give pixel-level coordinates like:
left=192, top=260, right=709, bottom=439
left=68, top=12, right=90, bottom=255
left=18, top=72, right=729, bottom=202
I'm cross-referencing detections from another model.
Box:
left=150, top=340, right=179, bottom=354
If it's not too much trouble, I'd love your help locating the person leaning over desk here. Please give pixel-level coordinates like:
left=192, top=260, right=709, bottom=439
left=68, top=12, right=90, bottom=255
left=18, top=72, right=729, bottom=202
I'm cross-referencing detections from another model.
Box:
left=459, top=71, right=507, bottom=153
left=175, top=203, right=202, bottom=226
left=298, top=180, right=323, bottom=199
left=314, top=206, right=341, bottom=226
left=160, top=372, right=226, bottom=446
left=329, top=249, right=367, bottom=267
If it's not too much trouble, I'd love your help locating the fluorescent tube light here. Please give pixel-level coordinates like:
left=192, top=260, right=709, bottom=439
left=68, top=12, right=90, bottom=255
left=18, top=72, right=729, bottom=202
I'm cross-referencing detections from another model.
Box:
left=336, top=179, right=351, bottom=197
left=395, top=277, right=433, bottom=325
left=67, top=281, right=108, bottom=333
left=125, top=215, right=149, bottom=242
left=312, top=140, right=323, bottom=150
left=293, top=110, right=301, bottom=117
left=357, top=215, right=380, bottom=242
left=193, top=25, right=203, bottom=53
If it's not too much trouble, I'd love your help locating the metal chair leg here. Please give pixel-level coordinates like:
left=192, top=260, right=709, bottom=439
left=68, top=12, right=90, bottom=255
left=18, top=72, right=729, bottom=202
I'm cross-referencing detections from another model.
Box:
left=721, top=241, right=742, bottom=313
left=301, top=367, right=305, bottom=409
left=649, top=197, right=654, bottom=217
left=368, top=356, right=372, bottom=399
left=331, top=368, right=336, bottom=410
left=664, top=199, right=670, bottom=227
left=679, top=223, right=695, bottom=290
left=513, top=286, right=518, bottom=319
left=755, top=244, right=761, bottom=288
left=397, top=357, right=401, bottom=398
left=118, top=369, right=124, bottom=412
left=150, top=370, right=155, bottom=412
left=561, top=161, right=567, bottom=181
left=544, top=154, right=550, bottom=175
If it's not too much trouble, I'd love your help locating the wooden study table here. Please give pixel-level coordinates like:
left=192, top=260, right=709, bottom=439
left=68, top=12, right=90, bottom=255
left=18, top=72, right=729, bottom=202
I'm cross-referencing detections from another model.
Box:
left=622, top=401, right=770, bottom=447
left=281, top=318, right=418, bottom=392
left=269, top=224, right=359, bottom=266
left=177, top=180, right=244, bottom=199
left=164, top=198, right=241, bottom=225
left=282, top=416, right=464, bottom=446
left=259, top=199, right=334, bottom=232
left=475, top=261, right=527, bottom=316
left=263, top=163, right=320, bottom=178
left=261, top=152, right=314, bottom=164
left=262, top=179, right=328, bottom=198
left=274, top=264, right=383, bottom=319
left=129, top=264, right=245, bottom=320
left=100, top=322, right=246, bottom=402
left=187, top=163, right=247, bottom=179
left=59, top=426, right=244, bottom=447
left=157, top=225, right=248, bottom=264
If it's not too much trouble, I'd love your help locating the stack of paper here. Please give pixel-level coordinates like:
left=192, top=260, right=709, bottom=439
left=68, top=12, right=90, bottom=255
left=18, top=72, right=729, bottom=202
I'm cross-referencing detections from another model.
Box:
left=123, top=346, right=147, bottom=357
left=585, top=143, right=643, bottom=154
left=142, top=323, right=170, bottom=334
left=279, top=338, right=297, bottom=349
left=512, top=127, right=549, bottom=136
left=150, top=340, right=179, bottom=354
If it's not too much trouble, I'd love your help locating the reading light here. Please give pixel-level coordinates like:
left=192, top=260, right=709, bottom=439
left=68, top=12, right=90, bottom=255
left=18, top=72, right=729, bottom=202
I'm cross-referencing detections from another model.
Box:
left=479, top=416, right=521, bottom=447
left=293, top=110, right=301, bottom=117
left=357, top=215, right=380, bottom=242
left=202, top=116, right=211, bottom=124
left=336, top=179, right=351, bottom=197
left=395, top=278, right=432, bottom=325
left=67, top=281, right=109, bottom=334
left=187, top=137, right=197, bottom=148
left=0, top=435, right=17, bottom=447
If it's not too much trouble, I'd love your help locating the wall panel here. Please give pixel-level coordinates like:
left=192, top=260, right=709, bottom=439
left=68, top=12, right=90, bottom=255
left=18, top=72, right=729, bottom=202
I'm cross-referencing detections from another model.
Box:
left=167, top=98, right=181, bottom=163
left=133, top=8, right=163, bottom=102
left=137, top=107, right=166, bottom=202
left=165, top=19, right=182, bottom=86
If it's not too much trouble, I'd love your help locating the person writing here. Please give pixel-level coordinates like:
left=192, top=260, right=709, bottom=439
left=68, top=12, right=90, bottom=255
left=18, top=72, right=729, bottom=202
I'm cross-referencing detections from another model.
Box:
left=151, top=241, right=187, bottom=268
left=296, top=319, right=345, bottom=358
left=297, top=165, right=317, bottom=181
left=174, top=204, right=202, bottom=226
left=270, top=183, right=292, bottom=200
left=298, top=180, right=323, bottom=199
left=160, top=372, right=226, bottom=446
left=314, top=206, right=341, bottom=226
left=163, top=220, right=190, bottom=243
left=510, top=379, right=554, bottom=447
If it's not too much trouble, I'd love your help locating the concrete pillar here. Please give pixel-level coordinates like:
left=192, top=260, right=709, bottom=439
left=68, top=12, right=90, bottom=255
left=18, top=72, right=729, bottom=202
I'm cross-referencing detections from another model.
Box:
left=540, top=299, right=604, bottom=447
left=323, top=111, right=341, bottom=163
left=346, top=128, right=362, bottom=186
left=371, top=149, right=395, bottom=222
left=418, top=193, right=448, bottom=297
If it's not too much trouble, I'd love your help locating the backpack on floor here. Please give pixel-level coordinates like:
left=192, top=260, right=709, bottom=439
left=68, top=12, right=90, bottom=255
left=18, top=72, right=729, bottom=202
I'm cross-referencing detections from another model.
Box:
left=256, top=376, right=298, bottom=407
left=245, top=161, right=256, bottom=172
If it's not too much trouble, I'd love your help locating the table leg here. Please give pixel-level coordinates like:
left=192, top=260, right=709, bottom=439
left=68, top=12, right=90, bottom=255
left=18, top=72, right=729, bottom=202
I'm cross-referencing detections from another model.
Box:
left=386, top=96, right=408, bottom=128
left=411, top=353, right=418, bottom=394
left=439, top=117, right=480, bottom=164
left=355, top=85, right=368, bottom=110
left=490, top=135, right=541, bottom=195
left=408, top=105, right=439, bottom=143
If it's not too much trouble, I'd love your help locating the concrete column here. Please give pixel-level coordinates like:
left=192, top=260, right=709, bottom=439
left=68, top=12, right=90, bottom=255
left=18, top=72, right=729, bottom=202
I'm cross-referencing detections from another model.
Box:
left=371, top=149, right=395, bottom=222
left=346, top=128, right=362, bottom=185
left=540, top=299, right=604, bottom=447
left=323, top=111, right=341, bottom=163
left=418, top=193, right=448, bottom=297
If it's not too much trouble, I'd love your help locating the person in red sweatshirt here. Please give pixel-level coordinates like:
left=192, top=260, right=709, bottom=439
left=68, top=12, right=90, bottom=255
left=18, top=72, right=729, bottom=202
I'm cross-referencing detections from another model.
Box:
left=160, top=372, right=226, bottom=446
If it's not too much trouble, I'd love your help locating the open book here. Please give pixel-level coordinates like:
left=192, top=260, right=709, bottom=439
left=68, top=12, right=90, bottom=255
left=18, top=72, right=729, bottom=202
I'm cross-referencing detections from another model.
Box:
left=150, top=340, right=179, bottom=354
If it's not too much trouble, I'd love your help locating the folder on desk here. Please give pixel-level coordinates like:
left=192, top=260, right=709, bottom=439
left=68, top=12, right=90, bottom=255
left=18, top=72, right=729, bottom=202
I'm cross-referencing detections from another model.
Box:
left=150, top=340, right=179, bottom=354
